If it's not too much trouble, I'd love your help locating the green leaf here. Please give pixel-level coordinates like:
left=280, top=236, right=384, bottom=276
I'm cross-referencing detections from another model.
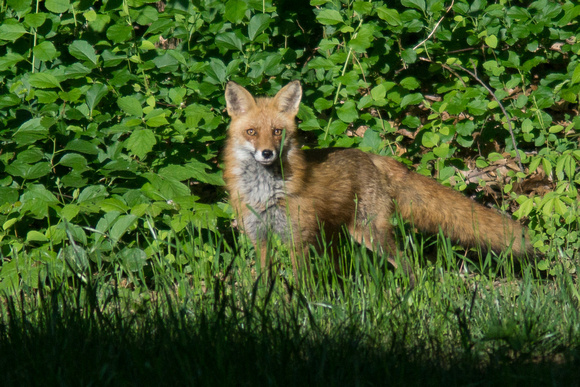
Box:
left=349, top=24, right=374, bottom=53
left=307, top=57, right=335, bottom=70
left=317, top=9, right=343, bottom=25
left=33, top=41, right=58, bottom=61
left=120, top=248, right=147, bottom=272
left=400, top=77, right=420, bottom=90
left=69, top=40, right=98, bottom=65
left=26, top=230, right=49, bottom=242
left=61, top=172, right=88, bottom=188
left=106, top=24, right=133, bottom=43
left=314, top=98, right=333, bottom=111
left=126, top=129, right=156, bottom=159
left=0, top=52, right=25, bottom=71
left=371, top=84, right=387, bottom=101
left=571, top=65, right=580, bottom=85
left=17, top=148, right=44, bottom=163
left=59, top=153, right=88, bottom=171
left=45, top=0, right=70, bottom=13
left=63, top=63, right=92, bottom=79
left=118, top=96, right=143, bottom=117
left=0, top=188, right=19, bottom=206
left=248, top=14, right=272, bottom=41
left=29, top=73, right=61, bottom=89
left=13, top=118, right=49, bottom=146
left=157, top=165, right=194, bottom=181
left=421, top=131, right=440, bottom=148
left=86, top=83, right=109, bottom=113
left=135, top=6, right=159, bottom=26
left=216, top=32, right=244, bottom=51
left=400, top=93, right=423, bottom=108
left=336, top=100, right=358, bottom=123
left=467, top=99, right=487, bottom=116
left=20, top=184, right=59, bottom=219
left=485, top=35, right=498, bottom=48
left=159, top=161, right=224, bottom=186
left=402, top=115, right=421, bottom=128
left=152, top=52, right=179, bottom=73
left=507, top=6, right=530, bottom=21
left=401, top=48, right=417, bottom=64
left=353, top=1, right=373, bottom=15
left=109, top=215, right=138, bottom=242
left=224, top=0, right=247, bottom=23
left=25, top=13, right=47, bottom=28
left=6, top=161, right=52, bottom=180
left=101, top=198, right=129, bottom=213
left=376, top=7, right=401, bottom=25
left=144, top=109, right=169, bottom=127
left=65, top=139, right=100, bottom=155
left=0, top=94, right=20, bottom=109
left=184, top=160, right=224, bottom=186
left=77, top=185, right=108, bottom=203
left=359, top=129, right=382, bottom=151
left=401, top=0, right=425, bottom=11
left=433, top=144, right=450, bottom=158
left=537, top=259, right=549, bottom=271
left=36, top=90, right=58, bottom=104
left=206, top=58, right=227, bottom=84
left=141, top=173, right=191, bottom=200
left=456, top=121, right=475, bottom=136
left=7, top=0, right=31, bottom=12
left=146, top=115, right=169, bottom=127
left=61, top=204, right=80, bottom=221
left=0, top=20, right=28, bottom=41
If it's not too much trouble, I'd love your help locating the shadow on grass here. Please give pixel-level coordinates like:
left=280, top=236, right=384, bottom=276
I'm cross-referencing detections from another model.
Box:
left=1, top=277, right=578, bottom=387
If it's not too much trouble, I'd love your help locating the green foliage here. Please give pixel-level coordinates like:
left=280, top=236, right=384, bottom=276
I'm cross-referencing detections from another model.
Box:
left=0, top=0, right=579, bottom=290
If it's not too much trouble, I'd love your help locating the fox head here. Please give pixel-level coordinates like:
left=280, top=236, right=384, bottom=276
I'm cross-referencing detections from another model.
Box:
left=225, top=81, right=302, bottom=166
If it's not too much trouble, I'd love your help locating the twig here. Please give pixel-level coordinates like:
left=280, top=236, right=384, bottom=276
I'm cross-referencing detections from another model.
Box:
left=451, top=61, right=525, bottom=172
left=418, top=57, right=525, bottom=173
left=419, top=57, right=467, bottom=88
left=413, top=0, right=455, bottom=50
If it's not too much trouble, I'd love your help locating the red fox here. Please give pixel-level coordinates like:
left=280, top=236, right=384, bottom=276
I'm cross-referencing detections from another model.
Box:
left=223, top=80, right=532, bottom=283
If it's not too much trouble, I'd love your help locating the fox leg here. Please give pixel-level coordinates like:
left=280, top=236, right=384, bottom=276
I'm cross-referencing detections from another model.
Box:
left=354, top=214, right=416, bottom=288
left=255, top=240, right=272, bottom=282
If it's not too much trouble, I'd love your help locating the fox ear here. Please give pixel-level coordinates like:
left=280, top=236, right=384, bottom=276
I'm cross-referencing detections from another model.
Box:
left=225, top=81, right=256, bottom=117
left=273, top=80, right=302, bottom=115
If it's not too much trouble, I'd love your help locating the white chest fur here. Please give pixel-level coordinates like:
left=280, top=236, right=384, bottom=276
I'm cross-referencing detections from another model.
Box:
left=233, top=157, right=289, bottom=241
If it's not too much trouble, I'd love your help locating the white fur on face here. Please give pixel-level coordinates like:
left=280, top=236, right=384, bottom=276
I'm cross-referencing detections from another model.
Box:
left=253, top=149, right=277, bottom=166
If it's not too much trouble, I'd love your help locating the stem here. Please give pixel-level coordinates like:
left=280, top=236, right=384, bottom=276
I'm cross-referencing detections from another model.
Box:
left=413, top=0, right=455, bottom=50
left=419, top=57, right=525, bottom=173
left=451, top=61, right=524, bottom=172
left=31, top=0, right=40, bottom=73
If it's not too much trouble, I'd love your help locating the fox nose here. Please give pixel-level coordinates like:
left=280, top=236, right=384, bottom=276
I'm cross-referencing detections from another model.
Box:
left=262, top=150, right=274, bottom=160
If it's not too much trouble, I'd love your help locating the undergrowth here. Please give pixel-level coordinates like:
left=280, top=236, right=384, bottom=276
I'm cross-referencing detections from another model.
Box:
left=1, top=227, right=579, bottom=386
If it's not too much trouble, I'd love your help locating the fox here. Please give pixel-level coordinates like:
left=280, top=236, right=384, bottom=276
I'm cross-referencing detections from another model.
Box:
left=223, top=80, right=532, bottom=284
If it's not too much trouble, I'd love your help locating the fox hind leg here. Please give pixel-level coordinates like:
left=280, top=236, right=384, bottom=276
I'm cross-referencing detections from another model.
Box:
left=353, top=213, right=416, bottom=288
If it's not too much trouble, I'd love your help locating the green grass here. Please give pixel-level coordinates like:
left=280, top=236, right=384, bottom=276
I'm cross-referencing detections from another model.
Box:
left=1, top=227, right=579, bottom=386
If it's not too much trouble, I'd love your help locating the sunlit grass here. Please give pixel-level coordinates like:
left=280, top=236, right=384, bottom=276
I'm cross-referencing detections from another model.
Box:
left=0, top=223, right=578, bottom=385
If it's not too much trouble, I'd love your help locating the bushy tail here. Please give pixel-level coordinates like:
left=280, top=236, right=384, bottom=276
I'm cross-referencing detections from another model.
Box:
left=373, top=156, right=532, bottom=256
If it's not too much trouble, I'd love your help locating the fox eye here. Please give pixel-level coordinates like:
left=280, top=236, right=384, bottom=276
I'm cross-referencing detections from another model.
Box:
left=273, top=128, right=283, bottom=136
left=246, top=128, right=256, bottom=136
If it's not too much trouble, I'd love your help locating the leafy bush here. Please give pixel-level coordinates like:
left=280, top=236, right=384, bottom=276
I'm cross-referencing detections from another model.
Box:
left=0, top=0, right=579, bottom=290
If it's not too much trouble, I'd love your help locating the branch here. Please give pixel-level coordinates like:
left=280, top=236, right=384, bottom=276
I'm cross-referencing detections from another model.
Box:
left=413, top=0, right=455, bottom=50
left=450, top=61, right=525, bottom=173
